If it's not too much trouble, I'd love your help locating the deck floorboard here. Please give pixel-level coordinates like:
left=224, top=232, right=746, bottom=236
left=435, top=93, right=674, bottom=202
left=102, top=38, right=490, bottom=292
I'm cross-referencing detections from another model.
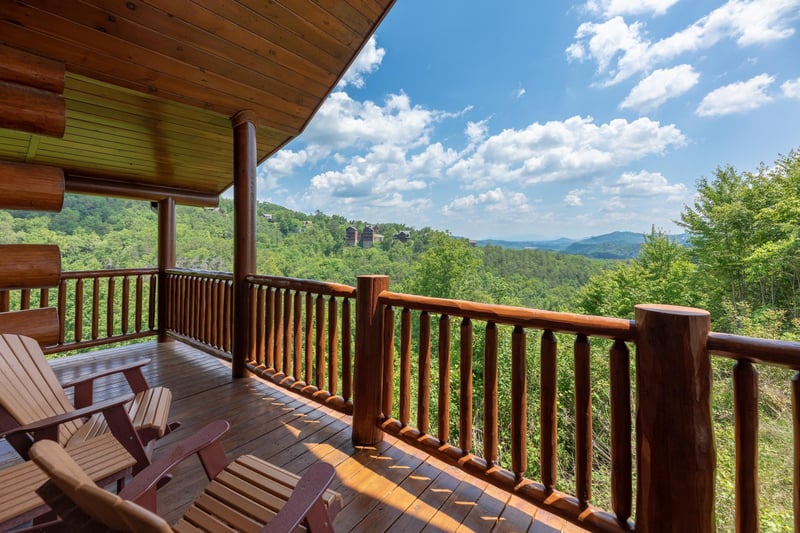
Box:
left=1, top=340, right=587, bottom=532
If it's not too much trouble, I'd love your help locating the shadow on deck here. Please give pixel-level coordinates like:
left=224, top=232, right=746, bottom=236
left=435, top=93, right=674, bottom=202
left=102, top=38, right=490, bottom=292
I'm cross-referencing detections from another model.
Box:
left=4, top=340, right=586, bottom=533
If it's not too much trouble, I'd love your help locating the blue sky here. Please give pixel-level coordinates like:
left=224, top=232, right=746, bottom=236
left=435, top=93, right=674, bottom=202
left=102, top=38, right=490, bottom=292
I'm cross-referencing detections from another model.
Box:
left=256, top=0, right=800, bottom=240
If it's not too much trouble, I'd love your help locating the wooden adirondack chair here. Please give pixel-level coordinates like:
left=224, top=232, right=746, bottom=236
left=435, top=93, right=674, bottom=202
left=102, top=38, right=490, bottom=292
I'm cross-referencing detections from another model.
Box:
left=30, top=420, right=343, bottom=533
left=0, top=333, right=178, bottom=471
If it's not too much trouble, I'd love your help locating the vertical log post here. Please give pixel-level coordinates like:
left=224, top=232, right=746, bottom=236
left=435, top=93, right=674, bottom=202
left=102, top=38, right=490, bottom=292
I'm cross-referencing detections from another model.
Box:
left=635, top=304, right=715, bottom=532
left=352, top=275, right=389, bottom=445
left=231, top=110, right=257, bottom=379
left=157, top=197, right=175, bottom=342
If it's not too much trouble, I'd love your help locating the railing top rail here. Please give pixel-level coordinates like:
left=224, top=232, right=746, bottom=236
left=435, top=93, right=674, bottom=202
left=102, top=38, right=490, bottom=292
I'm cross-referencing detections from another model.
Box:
left=379, top=290, right=636, bottom=341
left=246, top=274, right=356, bottom=298
left=165, top=268, right=233, bottom=281
left=60, top=268, right=159, bottom=279
left=708, top=331, right=800, bottom=369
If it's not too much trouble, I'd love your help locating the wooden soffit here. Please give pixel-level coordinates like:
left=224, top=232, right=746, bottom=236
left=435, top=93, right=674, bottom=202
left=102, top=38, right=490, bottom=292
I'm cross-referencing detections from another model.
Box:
left=0, top=0, right=395, bottom=201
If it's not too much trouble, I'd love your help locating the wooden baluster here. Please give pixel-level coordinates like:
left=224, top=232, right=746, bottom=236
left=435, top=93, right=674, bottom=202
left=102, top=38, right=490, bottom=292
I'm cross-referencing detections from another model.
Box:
left=0, top=290, right=8, bottom=312
left=315, top=294, right=325, bottom=388
left=209, top=279, right=217, bottom=346
left=273, top=288, right=283, bottom=374
left=20, top=289, right=30, bottom=310
left=135, top=275, right=143, bottom=333
left=511, top=325, right=527, bottom=481
left=793, top=372, right=800, bottom=533
left=178, top=275, right=186, bottom=335
left=541, top=330, right=558, bottom=492
left=438, top=314, right=451, bottom=444
left=255, top=286, right=265, bottom=365
left=575, top=334, right=592, bottom=507
left=342, top=298, right=352, bottom=401
left=305, top=292, right=313, bottom=384
left=382, top=305, right=395, bottom=419
left=91, top=277, right=100, bottom=340
left=148, top=273, right=156, bottom=332
left=610, top=339, right=632, bottom=525
left=734, top=360, right=759, bottom=532
left=190, top=277, right=198, bottom=339
left=283, top=289, right=292, bottom=374
left=209, top=280, right=218, bottom=348
left=74, top=278, right=83, bottom=343
left=484, top=322, right=499, bottom=466
left=399, top=308, right=412, bottom=426
left=106, top=277, right=116, bottom=338
left=224, top=280, right=232, bottom=352
left=418, top=311, right=431, bottom=435
left=293, top=291, right=302, bottom=380
left=57, top=279, right=67, bottom=345
left=264, top=287, right=274, bottom=369
left=459, top=318, right=473, bottom=454
left=39, top=287, right=49, bottom=308
left=121, top=275, right=130, bottom=335
left=328, top=296, right=338, bottom=395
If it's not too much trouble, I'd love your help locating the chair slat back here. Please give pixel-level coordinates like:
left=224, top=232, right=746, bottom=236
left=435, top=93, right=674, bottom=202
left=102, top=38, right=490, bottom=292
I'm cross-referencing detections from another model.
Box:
left=0, top=333, right=82, bottom=444
left=30, top=439, right=170, bottom=532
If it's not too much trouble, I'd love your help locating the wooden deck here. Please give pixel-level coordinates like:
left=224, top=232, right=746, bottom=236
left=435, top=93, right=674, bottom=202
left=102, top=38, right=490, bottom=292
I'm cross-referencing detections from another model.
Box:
left=3, top=340, right=586, bottom=532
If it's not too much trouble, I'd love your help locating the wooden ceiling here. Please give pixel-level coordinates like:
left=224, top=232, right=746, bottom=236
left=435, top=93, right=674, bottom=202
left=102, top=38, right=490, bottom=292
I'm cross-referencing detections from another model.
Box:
left=0, top=0, right=395, bottom=204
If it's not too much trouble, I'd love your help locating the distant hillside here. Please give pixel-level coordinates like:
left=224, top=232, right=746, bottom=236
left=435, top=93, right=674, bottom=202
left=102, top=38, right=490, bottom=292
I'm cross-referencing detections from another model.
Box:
left=478, top=231, right=688, bottom=260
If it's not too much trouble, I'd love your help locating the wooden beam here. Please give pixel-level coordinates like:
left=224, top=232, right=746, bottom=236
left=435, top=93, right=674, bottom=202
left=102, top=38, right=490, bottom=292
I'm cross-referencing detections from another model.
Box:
left=0, top=307, right=60, bottom=347
left=231, top=110, right=257, bottom=379
left=65, top=175, right=219, bottom=207
left=157, top=198, right=176, bottom=342
left=0, top=245, right=61, bottom=290
left=0, top=161, right=64, bottom=211
left=0, top=80, right=65, bottom=138
left=0, top=44, right=65, bottom=93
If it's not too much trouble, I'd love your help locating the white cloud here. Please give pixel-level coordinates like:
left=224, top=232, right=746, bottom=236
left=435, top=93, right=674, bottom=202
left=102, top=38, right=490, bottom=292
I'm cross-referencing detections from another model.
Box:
left=443, top=188, right=530, bottom=215
left=465, top=120, right=489, bottom=146
left=782, top=77, right=800, bottom=98
left=696, top=73, right=775, bottom=116
left=304, top=91, right=445, bottom=151
left=620, top=64, right=700, bottom=112
left=564, top=189, right=586, bottom=206
left=568, top=0, right=800, bottom=85
left=583, top=0, right=680, bottom=17
left=602, top=170, right=688, bottom=200
left=338, top=37, right=385, bottom=89
left=447, top=115, right=686, bottom=189
left=515, top=88, right=527, bottom=98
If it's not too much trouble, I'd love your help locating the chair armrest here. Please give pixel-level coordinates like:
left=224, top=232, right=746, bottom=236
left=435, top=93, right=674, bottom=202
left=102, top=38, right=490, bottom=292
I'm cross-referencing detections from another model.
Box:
left=0, top=393, right=135, bottom=440
left=262, top=463, right=337, bottom=533
left=119, top=420, right=230, bottom=507
left=60, top=359, right=151, bottom=407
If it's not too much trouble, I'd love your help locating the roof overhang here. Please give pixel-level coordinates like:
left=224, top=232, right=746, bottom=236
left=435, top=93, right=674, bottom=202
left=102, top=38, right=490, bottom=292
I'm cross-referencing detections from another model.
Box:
left=0, top=1, right=396, bottom=202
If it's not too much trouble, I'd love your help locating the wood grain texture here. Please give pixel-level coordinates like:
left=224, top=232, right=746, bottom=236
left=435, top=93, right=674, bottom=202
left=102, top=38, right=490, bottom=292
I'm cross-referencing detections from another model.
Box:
left=0, top=245, right=61, bottom=290
left=635, top=304, right=715, bottom=532
left=0, top=307, right=59, bottom=346
left=0, top=161, right=64, bottom=212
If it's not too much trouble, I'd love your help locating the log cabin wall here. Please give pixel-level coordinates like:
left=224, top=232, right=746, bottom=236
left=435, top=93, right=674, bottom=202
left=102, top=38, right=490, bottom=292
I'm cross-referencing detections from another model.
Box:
left=0, top=47, right=66, bottom=346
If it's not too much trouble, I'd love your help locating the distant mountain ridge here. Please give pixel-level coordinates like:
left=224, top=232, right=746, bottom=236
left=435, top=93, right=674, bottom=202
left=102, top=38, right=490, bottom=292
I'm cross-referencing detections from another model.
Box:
left=477, top=231, right=688, bottom=260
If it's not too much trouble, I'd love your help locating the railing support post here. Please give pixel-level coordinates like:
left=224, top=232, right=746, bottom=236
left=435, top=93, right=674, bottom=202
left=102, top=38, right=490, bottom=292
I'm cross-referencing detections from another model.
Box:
left=352, top=275, right=389, bottom=445
left=635, top=304, right=716, bottom=531
left=157, top=197, right=175, bottom=343
left=231, top=110, right=257, bottom=379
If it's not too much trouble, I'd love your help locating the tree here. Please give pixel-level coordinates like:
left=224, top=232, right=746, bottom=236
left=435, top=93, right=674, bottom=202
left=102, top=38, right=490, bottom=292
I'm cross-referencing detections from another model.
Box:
left=404, top=232, right=482, bottom=299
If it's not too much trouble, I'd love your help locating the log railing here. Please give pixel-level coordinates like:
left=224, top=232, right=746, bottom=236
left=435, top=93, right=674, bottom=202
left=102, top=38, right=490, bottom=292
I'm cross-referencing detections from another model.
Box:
left=245, top=274, right=357, bottom=414
left=374, top=288, right=635, bottom=532
left=707, top=332, right=800, bottom=532
left=164, top=268, right=233, bottom=355
left=1, top=268, right=159, bottom=353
